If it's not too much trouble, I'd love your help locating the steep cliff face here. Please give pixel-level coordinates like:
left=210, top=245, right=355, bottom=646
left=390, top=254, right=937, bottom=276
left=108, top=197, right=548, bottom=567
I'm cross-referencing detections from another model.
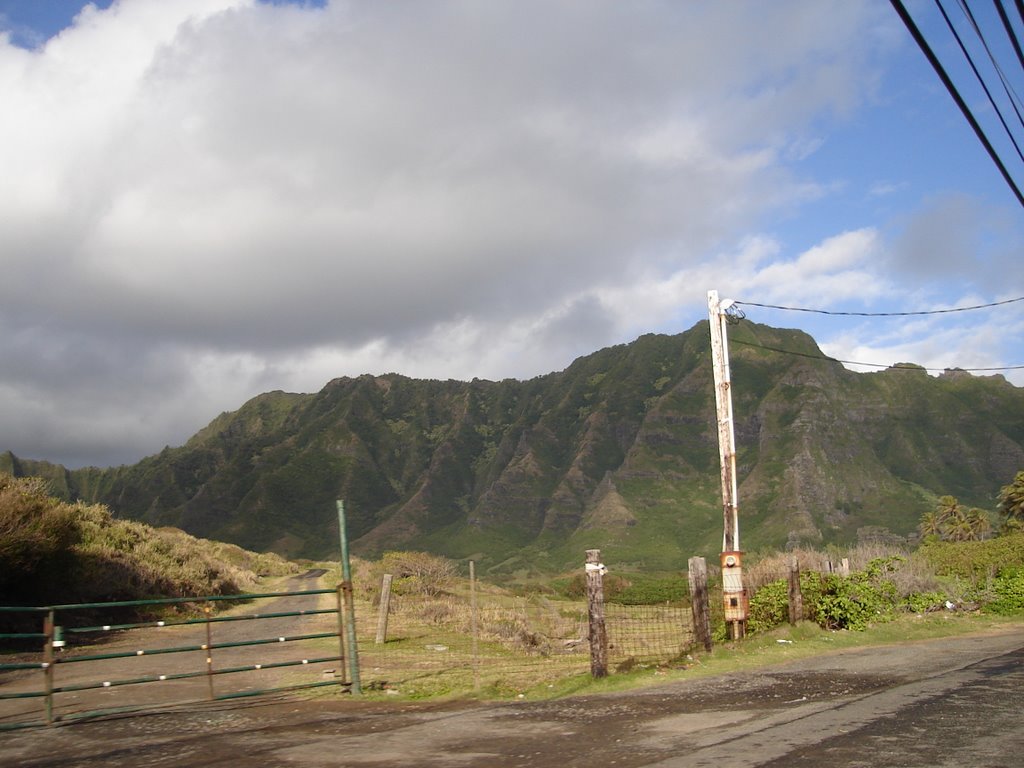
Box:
left=6, top=322, right=1023, bottom=572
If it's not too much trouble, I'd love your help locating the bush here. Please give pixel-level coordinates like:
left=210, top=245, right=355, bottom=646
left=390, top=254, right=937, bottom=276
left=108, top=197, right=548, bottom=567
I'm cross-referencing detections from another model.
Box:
left=988, top=569, right=1024, bottom=615
left=748, top=557, right=902, bottom=634
left=747, top=579, right=790, bottom=633
left=917, top=532, right=1024, bottom=582
left=903, top=590, right=948, bottom=613
left=373, top=551, right=458, bottom=597
left=807, top=557, right=900, bottom=631
left=0, top=473, right=297, bottom=611
left=555, top=572, right=687, bottom=605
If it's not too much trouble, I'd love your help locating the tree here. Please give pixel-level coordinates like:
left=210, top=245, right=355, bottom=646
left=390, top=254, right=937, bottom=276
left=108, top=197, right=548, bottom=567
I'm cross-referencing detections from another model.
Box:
left=965, top=508, right=991, bottom=541
left=997, top=470, right=1024, bottom=533
left=920, top=495, right=990, bottom=542
left=918, top=510, right=943, bottom=540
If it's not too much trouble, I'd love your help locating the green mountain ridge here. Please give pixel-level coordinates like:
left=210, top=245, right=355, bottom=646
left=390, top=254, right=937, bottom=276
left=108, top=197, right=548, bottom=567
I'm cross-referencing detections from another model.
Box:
left=4, top=321, right=1023, bottom=578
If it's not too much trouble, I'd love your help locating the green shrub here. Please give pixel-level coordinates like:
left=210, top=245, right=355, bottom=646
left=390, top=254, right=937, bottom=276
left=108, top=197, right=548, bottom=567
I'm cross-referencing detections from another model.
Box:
left=748, top=557, right=902, bottom=634
left=988, top=569, right=1024, bottom=615
left=555, top=572, right=686, bottom=605
left=555, top=572, right=628, bottom=602
left=809, top=558, right=900, bottom=631
left=917, top=533, right=1024, bottom=582
left=747, top=579, right=789, bottom=633
left=903, top=590, right=948, bottom=613
left=610, top=574, right=688, bottom=605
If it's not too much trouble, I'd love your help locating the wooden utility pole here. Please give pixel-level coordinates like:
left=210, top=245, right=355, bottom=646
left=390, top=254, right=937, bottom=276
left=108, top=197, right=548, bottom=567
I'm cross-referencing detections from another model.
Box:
left=707, top=290, right=748, bottom=640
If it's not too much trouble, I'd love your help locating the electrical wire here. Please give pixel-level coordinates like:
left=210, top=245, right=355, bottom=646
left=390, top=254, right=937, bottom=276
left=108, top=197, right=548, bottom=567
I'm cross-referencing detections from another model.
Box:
left=941, top=0, right=1024, bottom=163
left=732, top=295, right=1024, bottom=316
left=890, top=0, right=1024, bottom=208
left=729, top=336, right=1024, bottom=373
left=991, top=0, right=1024, bottom=121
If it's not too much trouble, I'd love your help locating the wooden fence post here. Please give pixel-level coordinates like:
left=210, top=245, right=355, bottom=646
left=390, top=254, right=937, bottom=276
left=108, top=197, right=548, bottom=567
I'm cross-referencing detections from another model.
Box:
left=585, top=549, right=608, bottom=678
left=375, top=574, right=393, bottom=644
left=688, top=557, right=713, bottom=652
left=788, top=556, right=803, bottom=625
left=470, top=560, right=480, bottom=692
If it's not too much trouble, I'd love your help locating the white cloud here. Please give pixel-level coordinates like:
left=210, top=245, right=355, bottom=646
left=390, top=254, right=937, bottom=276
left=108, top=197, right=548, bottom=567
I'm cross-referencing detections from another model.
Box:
left=1, top=0, right=1018, bottom=468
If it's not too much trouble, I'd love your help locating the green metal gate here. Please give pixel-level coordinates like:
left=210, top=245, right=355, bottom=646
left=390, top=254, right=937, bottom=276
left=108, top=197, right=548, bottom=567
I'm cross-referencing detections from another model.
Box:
left=0, top=585, right=354, bottom=730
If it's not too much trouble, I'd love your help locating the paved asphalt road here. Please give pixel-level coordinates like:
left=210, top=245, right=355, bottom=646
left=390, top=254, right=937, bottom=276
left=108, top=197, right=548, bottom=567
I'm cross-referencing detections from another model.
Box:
left=2, top=627, right=1021, bottom=767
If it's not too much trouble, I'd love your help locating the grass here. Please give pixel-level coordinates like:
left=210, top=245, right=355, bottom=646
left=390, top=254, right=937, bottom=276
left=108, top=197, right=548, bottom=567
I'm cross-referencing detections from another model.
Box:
left=509, top=611, right=1024, bottom=702
left=292, top=541, right=1024, bottom=704
left=305, top=571, right=1024, bottom=705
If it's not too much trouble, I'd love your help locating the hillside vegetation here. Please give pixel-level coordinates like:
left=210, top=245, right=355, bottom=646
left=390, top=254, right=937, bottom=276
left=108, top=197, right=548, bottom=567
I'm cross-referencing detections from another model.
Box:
left=3, top=321, right=1023, bottom=575
left=0, top=473, right=297, bottom=608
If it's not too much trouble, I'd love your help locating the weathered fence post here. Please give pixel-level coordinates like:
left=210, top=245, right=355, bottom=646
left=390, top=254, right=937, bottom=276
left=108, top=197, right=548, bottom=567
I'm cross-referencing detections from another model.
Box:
left=788, top=556, right=803, bottom=625
left=585, top=549, right=608, bottom=678
left=688, top=557, right=713, bottom=652
left=375, top=574, right=393, bottom=644
left=470, top=560, right=480, bottom=692
left=839, top=558, right=850, bottom=578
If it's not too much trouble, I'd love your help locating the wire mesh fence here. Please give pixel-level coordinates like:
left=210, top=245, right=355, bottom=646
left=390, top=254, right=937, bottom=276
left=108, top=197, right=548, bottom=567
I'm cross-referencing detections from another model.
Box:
left=355, top=584, right=695, bottom=696
left=605, top=602, right=694, bottom=666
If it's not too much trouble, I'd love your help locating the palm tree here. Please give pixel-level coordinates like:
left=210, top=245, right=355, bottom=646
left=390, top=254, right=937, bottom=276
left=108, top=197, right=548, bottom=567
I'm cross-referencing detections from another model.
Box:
left=945, top=509, right=976, bottom=542
left=918, top=510, right=943, bottom=540
left=934, top=495, right=961, bottom=541
left=997, top=470, right=1024, bottom=532
left=965, top=508, right=991, bottom=541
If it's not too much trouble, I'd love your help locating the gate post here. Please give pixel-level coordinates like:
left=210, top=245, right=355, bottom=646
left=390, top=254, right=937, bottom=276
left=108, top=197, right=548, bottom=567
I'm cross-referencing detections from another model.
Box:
left=43, top=610, right=55, bottom=725
left=337, top=500, right=362, bottom=695
left=688, top=557, right=713, bottom=652
left=788, top=556, right=803, bottom=625
left=585, top=549, right=608, bottom=678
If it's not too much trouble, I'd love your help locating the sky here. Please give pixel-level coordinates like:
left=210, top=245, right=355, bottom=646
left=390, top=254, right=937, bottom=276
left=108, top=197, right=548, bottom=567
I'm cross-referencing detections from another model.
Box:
left=0, top=0, right=1022, bottom=469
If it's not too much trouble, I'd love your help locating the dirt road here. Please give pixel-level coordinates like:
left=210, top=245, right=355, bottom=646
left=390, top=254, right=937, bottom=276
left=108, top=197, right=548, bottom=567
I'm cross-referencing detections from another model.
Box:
left=2, top=627, right=1021, bottom=767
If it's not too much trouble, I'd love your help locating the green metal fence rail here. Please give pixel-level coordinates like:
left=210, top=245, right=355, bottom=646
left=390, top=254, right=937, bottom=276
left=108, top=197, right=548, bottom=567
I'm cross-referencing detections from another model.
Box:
left=0, top=586, right=354, bottom=730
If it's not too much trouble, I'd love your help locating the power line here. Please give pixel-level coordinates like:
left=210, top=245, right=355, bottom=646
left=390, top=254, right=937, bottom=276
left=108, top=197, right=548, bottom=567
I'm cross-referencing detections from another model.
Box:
left=943, top=0, right=1024, bottom=161
left=732, top=295, right=1024, bottom=316
left=984, top=0, right=1024, bottom=127
left=729, top=337, right=1024, bottom=373
left=890, top=0, right=1024, bottom=208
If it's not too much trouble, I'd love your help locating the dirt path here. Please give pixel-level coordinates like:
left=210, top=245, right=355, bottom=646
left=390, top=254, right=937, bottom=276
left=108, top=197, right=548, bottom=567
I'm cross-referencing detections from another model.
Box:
left=0, top=570, right=344, bottom=727
left=2, top=626, right=1021, bottom=767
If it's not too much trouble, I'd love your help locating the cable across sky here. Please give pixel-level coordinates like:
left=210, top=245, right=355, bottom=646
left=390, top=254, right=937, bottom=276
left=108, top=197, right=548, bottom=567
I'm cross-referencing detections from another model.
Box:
left=729, top=336, right=1024, bottom=374
left=890, top=0, right=1024, bottom=209
left=732, top=295, right=1024, bottom=317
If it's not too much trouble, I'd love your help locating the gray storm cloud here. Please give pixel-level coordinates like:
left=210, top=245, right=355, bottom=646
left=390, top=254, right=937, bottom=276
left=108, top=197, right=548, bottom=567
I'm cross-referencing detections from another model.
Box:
left=7, top=0, right=1012, bottom=468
